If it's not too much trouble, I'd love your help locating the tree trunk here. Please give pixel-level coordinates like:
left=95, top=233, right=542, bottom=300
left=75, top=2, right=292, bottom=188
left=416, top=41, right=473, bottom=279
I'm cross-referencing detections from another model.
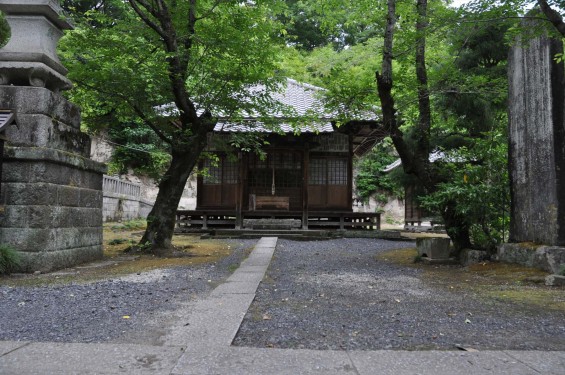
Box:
left=139, top=135, right=209, bottom=254
left=442, top=201, right=472, bottom=253
left=375, top=0, right=473, bottom=255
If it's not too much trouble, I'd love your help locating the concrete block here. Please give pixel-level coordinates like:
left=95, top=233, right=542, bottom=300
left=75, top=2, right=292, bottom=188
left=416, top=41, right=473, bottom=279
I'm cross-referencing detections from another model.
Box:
left=417, top=237, right=451, bottom=259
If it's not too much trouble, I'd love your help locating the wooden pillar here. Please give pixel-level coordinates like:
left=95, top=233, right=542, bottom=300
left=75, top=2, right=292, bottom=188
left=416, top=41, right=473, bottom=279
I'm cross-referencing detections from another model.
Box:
left=347, top=133, right=354, bottom=209
left=235, top=152, right=244, bottom=229
left=0, top=138, right=4, bottom=211
left=302, top=146, right=309, bottom=230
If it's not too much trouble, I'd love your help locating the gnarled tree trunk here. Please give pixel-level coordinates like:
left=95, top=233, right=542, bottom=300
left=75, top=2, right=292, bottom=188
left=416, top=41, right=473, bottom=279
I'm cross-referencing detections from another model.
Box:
left=140, top=129, right=211, bottom=254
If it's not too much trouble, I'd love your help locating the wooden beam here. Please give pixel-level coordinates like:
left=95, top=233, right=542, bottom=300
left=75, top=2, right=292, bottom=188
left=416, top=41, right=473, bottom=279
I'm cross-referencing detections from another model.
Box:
left=302, top=147, right=309, bottom=229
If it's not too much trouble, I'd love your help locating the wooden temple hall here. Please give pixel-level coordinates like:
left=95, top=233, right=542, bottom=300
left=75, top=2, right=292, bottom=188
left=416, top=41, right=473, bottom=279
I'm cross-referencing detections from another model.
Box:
left=176, top=79, right=385, bottom=231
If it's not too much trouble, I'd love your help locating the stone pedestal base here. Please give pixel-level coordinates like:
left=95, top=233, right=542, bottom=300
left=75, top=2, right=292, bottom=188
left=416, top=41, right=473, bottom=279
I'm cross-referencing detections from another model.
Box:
left=0, top=86, right=106, bottom=272
left=1, top=147, right=106, bottom=272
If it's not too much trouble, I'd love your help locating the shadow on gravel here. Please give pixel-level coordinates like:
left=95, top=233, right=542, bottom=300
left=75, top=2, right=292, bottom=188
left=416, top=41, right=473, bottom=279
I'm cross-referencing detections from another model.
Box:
left=233, top=238, right=565, bottom=351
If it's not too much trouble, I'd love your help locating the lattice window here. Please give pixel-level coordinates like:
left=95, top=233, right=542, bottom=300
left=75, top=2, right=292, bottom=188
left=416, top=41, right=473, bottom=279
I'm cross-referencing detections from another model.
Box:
left=249, top=151, right=302, bottom=188
left=203, top=158, right=221, bottom=184
left=309, top=158, right=327, bottom=185
left=328, top=159, right=347, bottom=185
left=223, top=159, right=238, bottom=184
left=202, top=155, right=238, bottom=185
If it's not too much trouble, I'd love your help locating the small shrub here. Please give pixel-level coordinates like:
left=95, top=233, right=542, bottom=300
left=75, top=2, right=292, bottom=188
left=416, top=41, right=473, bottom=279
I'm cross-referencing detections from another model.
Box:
left=0, top=245, right=22, bottom=275
left=558, top=265, right=565, bottom=276
left=108, top=238, right=129, bottom=245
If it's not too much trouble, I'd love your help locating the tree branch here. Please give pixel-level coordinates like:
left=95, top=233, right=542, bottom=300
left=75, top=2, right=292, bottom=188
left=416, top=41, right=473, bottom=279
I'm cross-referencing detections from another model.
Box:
left=128, top=0, right=167, bottom=40
left=538, top=0, right=565, bottom=36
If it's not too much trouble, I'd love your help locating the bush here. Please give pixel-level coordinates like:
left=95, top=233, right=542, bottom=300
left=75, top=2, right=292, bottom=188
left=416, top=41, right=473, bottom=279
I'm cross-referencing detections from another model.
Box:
left=0, top=245, right=22, bottom=275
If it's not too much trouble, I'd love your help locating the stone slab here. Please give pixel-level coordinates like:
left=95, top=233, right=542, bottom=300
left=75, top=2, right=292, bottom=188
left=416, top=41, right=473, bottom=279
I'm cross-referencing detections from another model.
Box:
left=210, top=281, right=261, bottom=296
left=0, top=341, right=28, bottom=356
left=504, top=350, right=565, bottom=375
left=168, top=293, right=256, bottom=346
left=349, top=350, right=539, bottom=375
left=226, top=271, right=266, bottom=284
left=0, top=342, right=183, bottom=375
left=172, top=347, right=355, bottom=375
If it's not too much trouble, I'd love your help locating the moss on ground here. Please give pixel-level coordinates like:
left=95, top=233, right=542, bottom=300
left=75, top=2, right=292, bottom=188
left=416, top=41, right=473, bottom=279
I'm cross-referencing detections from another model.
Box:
left=0, top=221, right=233, bottom=286
left=377, top=247, right=565, bottom=312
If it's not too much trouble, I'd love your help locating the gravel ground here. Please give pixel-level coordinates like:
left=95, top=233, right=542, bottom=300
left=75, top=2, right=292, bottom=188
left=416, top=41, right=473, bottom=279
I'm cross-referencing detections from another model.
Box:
left=2, top=237, right=564, bottom=351
left=232, top=238, right=565, bottom=351
left=0, top=239, right=257, bottom=344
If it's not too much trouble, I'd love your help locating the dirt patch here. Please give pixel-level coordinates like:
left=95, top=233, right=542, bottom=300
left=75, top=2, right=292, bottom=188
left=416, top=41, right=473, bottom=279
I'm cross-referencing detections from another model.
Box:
left=377, top=247, right=565, bottom=312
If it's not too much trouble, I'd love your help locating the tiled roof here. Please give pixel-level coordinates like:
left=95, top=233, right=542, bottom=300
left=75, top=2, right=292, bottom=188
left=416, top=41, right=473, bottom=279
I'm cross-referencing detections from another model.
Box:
left=214, top=78, right=334, bottom=133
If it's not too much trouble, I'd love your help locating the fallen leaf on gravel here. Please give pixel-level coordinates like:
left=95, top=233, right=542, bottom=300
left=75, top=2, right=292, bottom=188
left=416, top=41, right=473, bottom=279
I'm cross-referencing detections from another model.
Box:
left=395, top=299, right=401, bottom=303
left=456, top=344, right=479, bottom=352
left=465, top=318, right=471, bottom=324
left=262, top=314, right=272, bottom=320
left=123, top=315, right=131, bottom=319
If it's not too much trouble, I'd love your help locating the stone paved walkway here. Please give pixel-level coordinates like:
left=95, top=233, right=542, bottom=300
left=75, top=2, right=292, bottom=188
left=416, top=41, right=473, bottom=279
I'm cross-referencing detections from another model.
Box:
left=1, top=237, right=564, bottom=374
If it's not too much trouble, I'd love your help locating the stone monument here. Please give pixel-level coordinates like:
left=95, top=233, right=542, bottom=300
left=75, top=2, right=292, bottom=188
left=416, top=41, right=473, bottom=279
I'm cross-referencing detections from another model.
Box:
left=499, top=20, right=565, bottom=277
left=0, top=0, right=106, bottom=272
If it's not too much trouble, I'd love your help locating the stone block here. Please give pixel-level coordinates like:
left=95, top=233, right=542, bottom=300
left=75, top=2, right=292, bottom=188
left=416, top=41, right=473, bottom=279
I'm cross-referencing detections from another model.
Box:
left=416, top=237, right=451, bottom=259
left=1, top=161, right=30, bottom=182
left=3, top=182, right=57, bottom=205
left=18, top=245, right=103, bottom=273
left=4, top=113, right=90, bottom=156
left=0, top=86, right=80, bottom=128
left=545, top=274, right=565, bottom=286
left=497, top=242, right=538, bottom=266
left=460, top=249, right=490, bottom=266
left=0, top=227, right=56, bottom=252
left=57, top=185, right=80, bottom=207
left=497, top=243, right=565, bottom=273
left=53, top=227, right=103, bottom=250
left=0, top=205, right=28, bottom=227
left=533, top=246, right=565, bottom=274
left=79, top=188, right=102, bottom=208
